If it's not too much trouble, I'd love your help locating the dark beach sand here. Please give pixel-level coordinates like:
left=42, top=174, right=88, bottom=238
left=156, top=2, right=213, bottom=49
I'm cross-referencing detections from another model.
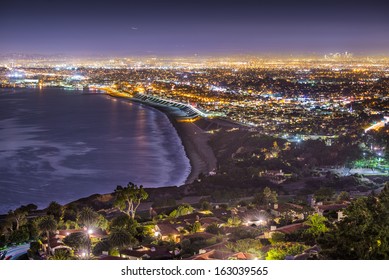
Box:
left=170, top=119, right=217, bottom=184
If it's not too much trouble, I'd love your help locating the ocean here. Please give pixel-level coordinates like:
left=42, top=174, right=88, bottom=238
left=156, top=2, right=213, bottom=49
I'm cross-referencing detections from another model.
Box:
left=0, top=88, right=190, bottom=214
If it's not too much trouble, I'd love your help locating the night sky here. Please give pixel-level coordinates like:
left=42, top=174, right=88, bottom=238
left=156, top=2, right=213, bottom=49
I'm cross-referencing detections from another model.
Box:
left=1, top=0, right=389, bottom=56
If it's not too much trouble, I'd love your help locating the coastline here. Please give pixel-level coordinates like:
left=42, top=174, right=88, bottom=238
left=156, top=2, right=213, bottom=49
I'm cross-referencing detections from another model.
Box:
left=169, top=116, right=217, bottom=184
left=105, top=91, right=217, bottom=185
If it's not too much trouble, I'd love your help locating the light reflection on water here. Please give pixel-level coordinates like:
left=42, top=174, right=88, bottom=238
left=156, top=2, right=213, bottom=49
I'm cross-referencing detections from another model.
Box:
left=0, top=88, right=190, bottom=213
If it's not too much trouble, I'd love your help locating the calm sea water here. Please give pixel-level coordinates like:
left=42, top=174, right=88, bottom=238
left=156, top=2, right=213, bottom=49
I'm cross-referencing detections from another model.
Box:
left=0, top=88, right=190, bottom=213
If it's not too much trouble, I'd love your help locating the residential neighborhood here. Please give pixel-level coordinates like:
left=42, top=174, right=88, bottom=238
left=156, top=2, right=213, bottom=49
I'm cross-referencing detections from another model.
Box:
left=2, top=182, right=388, bottom=260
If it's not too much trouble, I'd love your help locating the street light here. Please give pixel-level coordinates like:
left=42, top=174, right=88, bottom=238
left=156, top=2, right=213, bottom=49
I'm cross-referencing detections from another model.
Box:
left=85, top=228, right=93, bottom=258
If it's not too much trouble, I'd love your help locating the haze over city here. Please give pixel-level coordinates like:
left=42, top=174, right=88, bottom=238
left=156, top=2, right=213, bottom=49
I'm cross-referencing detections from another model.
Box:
left=1, top=0, right=389, bottom=56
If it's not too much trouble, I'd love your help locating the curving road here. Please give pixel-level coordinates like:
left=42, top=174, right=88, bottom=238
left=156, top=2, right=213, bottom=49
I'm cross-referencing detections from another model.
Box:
left=1, top=243, right=30, bottom=260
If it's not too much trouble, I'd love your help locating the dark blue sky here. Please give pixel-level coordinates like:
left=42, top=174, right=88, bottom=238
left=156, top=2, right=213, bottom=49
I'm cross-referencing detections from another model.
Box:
left=1, top=0, right=389, bottom=56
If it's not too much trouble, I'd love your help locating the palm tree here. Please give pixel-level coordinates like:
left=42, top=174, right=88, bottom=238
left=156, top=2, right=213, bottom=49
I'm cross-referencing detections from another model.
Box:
left=108, top=228, right=137, bottom=258
left=78, top=207, right=99, bottom=229
left=38, top=216, right=57, bottom=255
left=63, top=231, right=90, bottom=256
left=304, top=214, right=328, bottom=238
left=49, top=248, right=75, bottom=260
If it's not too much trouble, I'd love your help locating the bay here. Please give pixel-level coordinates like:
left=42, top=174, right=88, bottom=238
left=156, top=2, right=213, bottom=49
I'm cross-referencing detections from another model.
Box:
left=0, top=88, right=190, bottom=214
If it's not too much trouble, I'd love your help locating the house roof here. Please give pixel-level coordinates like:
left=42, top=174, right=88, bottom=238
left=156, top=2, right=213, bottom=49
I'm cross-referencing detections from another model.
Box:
left=120, top=245, right=172, bottom=260
left=230, top=252, right=256, bottom=260
left=201, top=241, right=228, bottom=251
left=57, top=229, right=107, bottom=239
left=317, top=204, right=347, bottom=212
left=49, top=237, right=65, bottom=249
left=181, top=232, right=216, bottom=241
left=275, top=223, right=305, bottom=234
left=188, top=249, right=235, bottom=260
left=199, top=217, right=223, bottom=225
left=156, top=223, right=180, bottom=236
left=99, top=255, right=126, bottom=260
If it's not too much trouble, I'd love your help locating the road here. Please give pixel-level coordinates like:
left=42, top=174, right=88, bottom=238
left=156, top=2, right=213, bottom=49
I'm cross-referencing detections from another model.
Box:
left=1, top=243, right=30, bottom=260
left=364, top=116, right=389, bottom=133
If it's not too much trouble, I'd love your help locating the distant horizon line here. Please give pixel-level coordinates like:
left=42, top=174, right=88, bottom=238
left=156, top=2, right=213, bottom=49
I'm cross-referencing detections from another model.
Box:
left=2, top=51, right=389, bottom=59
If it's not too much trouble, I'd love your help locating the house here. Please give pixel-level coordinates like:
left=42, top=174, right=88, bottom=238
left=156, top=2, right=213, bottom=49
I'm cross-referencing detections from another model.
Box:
left=154, top=223, right=181, bottom=242
left=258, top=170, right=292, bottom=184
left=238, top=209, right=270, bottom=227
left=47, top=237, right=72, bottom=255
left=181, top=232, right=217, bottom=242
left=315, top=204, right=347, bottom=216
left=263, top=223, right=305, bottom=238
left=270, top=203, right=305, bottom=221
left=56, top=229, right=107, bottom=240
left=120, top=245, right=173, bottom=260
left=187, top=249, right=256, bottom=260
left=187, top=249, right=234, bottom=260
left=199, top=217, right=224, bottom=228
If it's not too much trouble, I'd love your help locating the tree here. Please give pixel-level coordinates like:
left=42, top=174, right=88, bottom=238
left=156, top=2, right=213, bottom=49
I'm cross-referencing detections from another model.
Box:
left=7, top=208, right=27, bottom=231
left=270, top=232, right=286, bottom=244
left=49, top=248, right=75, bottom=260
left=227, top=238, right=264, bottom=258
left=0, top=218, right=13, bottom=236
left=314, top=187, right=334, bottom=202
left=110, top=215, right=139, bottom=237
left=108, top=228, right=137, bottom=257
left=318, top=187, right=389, bottom=259
left=206, top=223, right=222, bottom=235
left=97, top=215, right=109, bottom=231
left=190, top=221, right=201, bottom=233
left=78, top=207, right=99, bottom=230
left=63, top=231, right=90, bottom=254
left=18, top=204, right=38, bottom=213
left=304, top=214, right=328, bottom=238
left=28, top=241, right=43, bottom=260
left=38, top=216, right=57, bottom=255
left=337, top=191, right=350, bottom=202
left=263, top=187, right=278, bottom=205
left=226, top=216, right=242, bottom=227
left=92, top=240, right=112, bottom=256
left=63, top=205, right=78, bottom=222
left=169, top=204, right=194, bottom=218
left=266, top=243, right=307, bottom=260
left=200, top=200, right=212, bottom=211
left=9, top=228, right=29, bottom=244
left=46, top=201, right=63, bottom=222
left=114, top=182, right=148, bottom=219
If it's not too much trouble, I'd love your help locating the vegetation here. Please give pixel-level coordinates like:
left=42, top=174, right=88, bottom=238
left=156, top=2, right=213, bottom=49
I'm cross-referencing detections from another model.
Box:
left=78, top=207, right=100, bottom=230
left=63, top=232, right=90, bottom=253
left=304, top=214, right=328, bottom=238
left=46, top=202, right=63, bottom=222
left=49, top=248, right=75, bottom=260
left=38, top=215, right=57, bottom=254
left=169, top=204, right=194, bottom=218
left=114, top=182, right=149, bottom=219
left=266, top=243, right=307, bottom=260
left=226, top=216, right=242, bottom=227
left=226, top=238, right=264, bottom=259
left=108, top=228, right=137, bottom=256
left=318, top=185, right=389, bottom=259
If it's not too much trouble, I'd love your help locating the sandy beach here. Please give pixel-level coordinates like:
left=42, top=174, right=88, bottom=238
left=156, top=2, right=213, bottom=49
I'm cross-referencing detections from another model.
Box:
left=170, top=119, right=217, bottom=184
left=104, top=90, right=217, bottom=184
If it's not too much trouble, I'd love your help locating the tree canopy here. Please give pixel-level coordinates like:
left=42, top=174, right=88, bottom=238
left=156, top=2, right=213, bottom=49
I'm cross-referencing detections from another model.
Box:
left=114, top=182, right=148, bottom=219
left=318, top=185, right=389, bottom=259
left=304, top=214, right=328, bottom=238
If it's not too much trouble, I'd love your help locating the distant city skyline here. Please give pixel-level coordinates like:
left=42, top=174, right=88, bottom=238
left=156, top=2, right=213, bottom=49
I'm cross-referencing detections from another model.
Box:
left=1, top=0, right=389, bottom=56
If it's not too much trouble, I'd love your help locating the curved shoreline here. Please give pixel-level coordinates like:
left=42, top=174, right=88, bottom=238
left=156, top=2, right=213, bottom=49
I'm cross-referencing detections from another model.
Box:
left=105, top=92, right=217, bottom=185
